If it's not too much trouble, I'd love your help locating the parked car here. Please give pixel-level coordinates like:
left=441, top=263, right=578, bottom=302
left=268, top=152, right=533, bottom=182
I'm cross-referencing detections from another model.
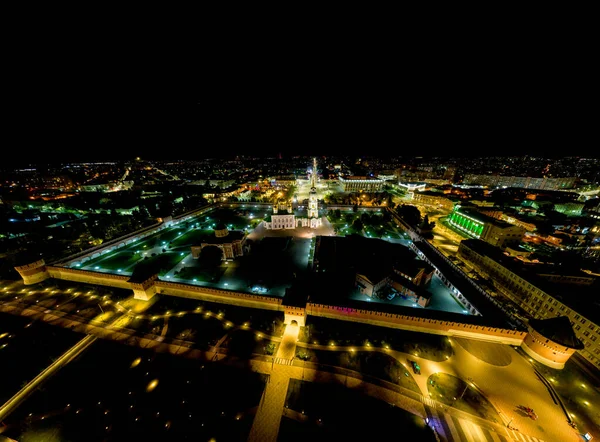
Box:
left=407, top=359, right=421, bottom=375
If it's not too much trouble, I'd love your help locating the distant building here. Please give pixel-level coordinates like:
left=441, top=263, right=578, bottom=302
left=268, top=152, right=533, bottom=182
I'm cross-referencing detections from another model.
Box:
left=264, top=158, right=322, bottom=230
left=447, top=206, right=525, bottom=248
left=191, top=223, right=247, bottom=260
left=458, top=239, right=600, bottom=369
left=398, top=181, right=426, bottom=192
left=339, top=175, right=384, bottom=192
left=462, top=174, right=576, bottom=190
left=264, top=201, right=296, bottom=230
left=411, top=191, right=454, bottom=211
left=553, top=202, right=585, bottom=216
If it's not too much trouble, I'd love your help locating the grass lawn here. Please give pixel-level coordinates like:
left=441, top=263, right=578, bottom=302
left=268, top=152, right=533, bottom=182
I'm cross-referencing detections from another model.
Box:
left=281, top=380, right=436, bottom=441
left=295, top=348, right=420, bottom=393
left=175, top=265, right=225, bottom=283
left=155, top=252, right=187, bottom=276
left=427, top=373, right=501, bottom=423
left=299, top=316, right=453, bottom=362
left=203, top=208, right=260, bottom=231
left=90, top=251, right=143, bottom=271
left=327, top=212, right=406, bottom=239
left=168, top=228, right=213, bottom=247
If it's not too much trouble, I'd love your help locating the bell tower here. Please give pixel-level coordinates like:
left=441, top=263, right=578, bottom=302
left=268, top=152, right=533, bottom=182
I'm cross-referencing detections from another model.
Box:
left=308, top=157, right=319, bottom=219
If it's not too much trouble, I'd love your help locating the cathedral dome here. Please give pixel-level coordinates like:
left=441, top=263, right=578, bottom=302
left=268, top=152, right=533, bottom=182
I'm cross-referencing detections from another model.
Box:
left=214, top=223, right=229, bottom=238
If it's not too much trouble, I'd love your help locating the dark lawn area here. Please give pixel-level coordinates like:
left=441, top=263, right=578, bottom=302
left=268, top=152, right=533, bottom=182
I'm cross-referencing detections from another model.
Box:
left=168, top=228, right=213, bottom=247
left=127, top=313, right=228, bottom=350
left=280, top=379, right=435, bottom=441
left=0, top=312, right=83, bottom=403
left=220, top=329, right=278, bottom=358
left=91, top=251, right=143, bottom=271
left=175, top=264, right=225, bottom=283
left=2, top=339, right=266, bottom=442
left=294, top=348, right=420, bottom=393
left=299, top=316, right=453, bottom=361
left=203, top=208, right=255, bottom=230
left=142, top=295, right=285, bottom=336
left=156, top=252, right=187, bottom=276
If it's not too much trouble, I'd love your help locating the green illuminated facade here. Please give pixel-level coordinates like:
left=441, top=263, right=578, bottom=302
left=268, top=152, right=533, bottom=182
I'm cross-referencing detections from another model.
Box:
left=448, top=208, right=484, bottom=238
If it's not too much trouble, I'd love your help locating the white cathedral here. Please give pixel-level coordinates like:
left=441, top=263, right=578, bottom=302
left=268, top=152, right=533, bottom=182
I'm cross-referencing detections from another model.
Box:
left=263, top=158, right=323, bottom=230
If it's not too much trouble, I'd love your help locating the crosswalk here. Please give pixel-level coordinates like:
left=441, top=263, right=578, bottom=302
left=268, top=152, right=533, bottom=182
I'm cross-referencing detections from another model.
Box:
left=424, top=406, right=545, bottom=442
left=273, top=357, right=293, bottom=366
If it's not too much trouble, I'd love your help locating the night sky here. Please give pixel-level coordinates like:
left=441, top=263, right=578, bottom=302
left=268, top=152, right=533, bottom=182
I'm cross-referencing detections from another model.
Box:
left=4, top=31, right=597, bottom=164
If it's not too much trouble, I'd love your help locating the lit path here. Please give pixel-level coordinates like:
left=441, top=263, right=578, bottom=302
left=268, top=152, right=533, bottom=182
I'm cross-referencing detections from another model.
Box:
left=248, top=323, right=299, bottom=442
left=0, top=334, right=97, bottom=423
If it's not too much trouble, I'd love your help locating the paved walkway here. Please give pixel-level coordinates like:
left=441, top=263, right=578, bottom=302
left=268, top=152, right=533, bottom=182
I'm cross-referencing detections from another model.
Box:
left=248, top=323, right=299, bottom=442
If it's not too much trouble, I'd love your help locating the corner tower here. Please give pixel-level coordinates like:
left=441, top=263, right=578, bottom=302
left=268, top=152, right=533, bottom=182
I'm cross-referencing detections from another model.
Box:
left=14, top=257, right=50, bottom=285
left=522, top=316, right=584, bottom=369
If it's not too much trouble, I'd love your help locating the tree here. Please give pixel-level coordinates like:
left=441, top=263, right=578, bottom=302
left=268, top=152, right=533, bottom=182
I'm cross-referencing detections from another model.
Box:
left=334, top=209, right=341, bottom=219
left=352, top=219, right=364, bottom=232
left=199, top=246, right=223, bottom=268
left=353, top=204, right=358, bottom=213
left=397, top=204, right=421, bottom=227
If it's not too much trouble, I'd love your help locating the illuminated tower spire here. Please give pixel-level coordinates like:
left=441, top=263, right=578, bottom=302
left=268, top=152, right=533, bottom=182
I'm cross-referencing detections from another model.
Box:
left=310, top=157, right=317, bottom=189
left=308, top=158, right=319, bottom=221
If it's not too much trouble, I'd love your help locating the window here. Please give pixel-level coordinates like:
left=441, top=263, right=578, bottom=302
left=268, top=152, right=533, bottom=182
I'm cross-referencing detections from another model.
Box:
left=591, top=336, right=597, bottom=342
left=576, top=325, right=581, bottom=330
left=581, top=319, right=587, bottom=325
left=575, top=314, right=581, bottom=320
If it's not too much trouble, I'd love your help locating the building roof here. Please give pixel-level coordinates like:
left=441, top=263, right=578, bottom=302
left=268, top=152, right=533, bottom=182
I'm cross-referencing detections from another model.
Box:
left=339, top=175, right=383, bottom=181
left=214, top=222, right=227, bottom=231
left=202, top=230, right=245, bottom=245
left=455, top=207, right=514, bottom=229
left=389, top=273, right=433, bottom=299
left=413, top=240, right=524, bottom=330
left=460, top=239, right=600, bottom=324
left=528, top=316, right=585, bottom=349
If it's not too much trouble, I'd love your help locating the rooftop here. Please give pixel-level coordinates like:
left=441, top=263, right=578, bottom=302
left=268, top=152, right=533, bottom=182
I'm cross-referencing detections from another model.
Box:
left=528, top=316, right=585, bottom=349
left=455, top=207, right=515, bottom=229
left=339, top=175, right=384, bottom=181
left=413, top=240, right=523, bottom=329
left=460, top=239, right=600, bottom=324
left=201, top=230, right=246, bottom=244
